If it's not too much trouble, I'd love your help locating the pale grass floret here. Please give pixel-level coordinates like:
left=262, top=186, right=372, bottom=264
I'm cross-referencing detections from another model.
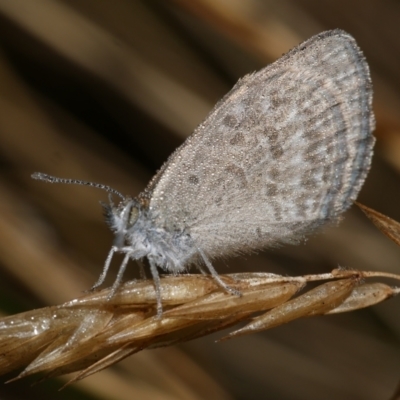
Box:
left=0, top=266, right=398, bottom=387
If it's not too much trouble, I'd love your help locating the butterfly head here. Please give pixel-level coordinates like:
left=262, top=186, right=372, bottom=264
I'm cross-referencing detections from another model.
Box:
left=102, top=196, right=143, bottom=249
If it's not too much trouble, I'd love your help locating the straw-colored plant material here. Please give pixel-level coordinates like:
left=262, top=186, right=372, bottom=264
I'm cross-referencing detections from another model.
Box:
left=356, top=201, right=400, bottom=247
left=0, top=266, right=399, bottom=387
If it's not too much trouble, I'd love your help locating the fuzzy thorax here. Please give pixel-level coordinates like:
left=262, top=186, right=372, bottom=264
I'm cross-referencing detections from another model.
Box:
left=103, top=197, right=197, bottom=273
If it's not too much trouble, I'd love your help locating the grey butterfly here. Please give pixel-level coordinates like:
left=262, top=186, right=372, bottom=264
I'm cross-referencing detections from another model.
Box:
left=32, top=29, right=375, bottom=315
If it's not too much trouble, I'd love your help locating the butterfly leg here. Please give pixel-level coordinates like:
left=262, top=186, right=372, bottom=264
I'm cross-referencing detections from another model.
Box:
left=196, top=247, right=241, bottom=296
left=107, top=252, right=131, bottom=300
left=149, top=258, right=163, bottom=317
left=90, top=246, right=117, bottom=291
left=136, top=259, right=147, bottom=279
left=195, top=262, right=208, bottom=275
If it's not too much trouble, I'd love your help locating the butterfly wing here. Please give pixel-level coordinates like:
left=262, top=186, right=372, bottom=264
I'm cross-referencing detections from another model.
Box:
left=142, top=30, right=375, bottom=258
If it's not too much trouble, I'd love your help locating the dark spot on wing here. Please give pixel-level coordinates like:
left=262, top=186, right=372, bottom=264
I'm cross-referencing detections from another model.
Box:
left=270, top=144, right=284, bottom=159
left=188, top=175, right=199, bottom=185
left=222, top=114, right=238, bottom=128
left=230, top=132, right=245, bottom=145
left=266, top=183, right=278, bottom=196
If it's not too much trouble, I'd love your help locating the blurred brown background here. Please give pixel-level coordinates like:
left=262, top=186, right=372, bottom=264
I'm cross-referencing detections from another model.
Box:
left=0, top=0, right=399, bottom=399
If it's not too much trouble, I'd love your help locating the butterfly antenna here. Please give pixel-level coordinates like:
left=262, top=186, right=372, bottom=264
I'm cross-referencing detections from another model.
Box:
left=31, top=172, right=125, bottom=200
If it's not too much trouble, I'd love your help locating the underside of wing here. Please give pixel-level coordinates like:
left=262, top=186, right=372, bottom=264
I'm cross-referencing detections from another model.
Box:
left=144, top=30, right=375, bottom=259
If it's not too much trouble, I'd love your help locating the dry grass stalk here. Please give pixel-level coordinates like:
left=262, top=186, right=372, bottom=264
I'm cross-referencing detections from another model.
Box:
left=0, top=265, right=399, bottom=387
left=356, top=201, right=400, bottom=247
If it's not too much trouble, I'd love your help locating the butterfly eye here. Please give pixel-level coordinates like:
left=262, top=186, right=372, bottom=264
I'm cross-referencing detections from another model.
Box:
left=128, top=205, right=139, bottom=226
